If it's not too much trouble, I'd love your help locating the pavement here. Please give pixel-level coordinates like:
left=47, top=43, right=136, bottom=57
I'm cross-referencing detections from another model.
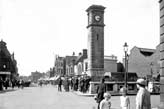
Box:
left=0, top=85, right=161, bottom=109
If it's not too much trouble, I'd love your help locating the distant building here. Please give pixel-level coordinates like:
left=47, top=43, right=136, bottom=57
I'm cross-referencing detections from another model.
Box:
left=77, top=54, right=118, bottom=76
left=65, top=55, right=77, bottom=76
left=0, top=40, right=18, bottom=80
left=49, top=67, right=55, bottom=77
left=127, top=46, right=160, bottom=77
left=30, top=71, right=45, bottom=83
left=54, top=55, right=77, bottom=77
left=74, top=49, right=87, bottom=76
left=54, top=56, right=65, bottom=76
left=104, top=55, right=117, bottom=72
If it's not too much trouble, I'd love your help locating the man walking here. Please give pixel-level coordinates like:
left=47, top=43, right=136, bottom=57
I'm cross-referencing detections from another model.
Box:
left=96, top=78, right=106, bottom=109
left=0, top=77, right=3, bottom=91
left=58, top=77, right=62, bottom=92
left=136, top=78, right=151, bottom=109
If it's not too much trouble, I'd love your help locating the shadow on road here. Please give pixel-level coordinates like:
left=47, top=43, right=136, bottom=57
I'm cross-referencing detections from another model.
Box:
left=0, top=89, right=17, bottom=94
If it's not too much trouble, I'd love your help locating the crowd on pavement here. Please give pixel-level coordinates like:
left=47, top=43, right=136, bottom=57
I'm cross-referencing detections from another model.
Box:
left=37, top=75, right=91, bottom=93
left=56, top=75, right=91, bottom=93
left=0, top=77, right=25, bottom=91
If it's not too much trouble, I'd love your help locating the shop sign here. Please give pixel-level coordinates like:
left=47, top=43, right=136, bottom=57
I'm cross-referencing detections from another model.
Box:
left=0, top=72, right=11, bottom=75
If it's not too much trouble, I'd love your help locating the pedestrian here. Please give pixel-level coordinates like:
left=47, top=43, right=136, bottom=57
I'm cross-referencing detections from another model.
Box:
left=99, top=91, right=111, bottom=109
left=0, top=77, right=3, bottom=91
left=39, top=80, right=43, bottom=87
left=64, top=77, right=70, bottom=92
left=136, top=78, right=151, bottom=109
left=120, top=87, right=130, bottom=109
left=17, top=80, right=20, bottom=88
left=96, top=78, right=107, bottom=109
left=11, top=79, right=15, bottom=89
left=74, top=77, right=78, bottom=91
left=70, top=77, right=73, bottom=90
left=79, top=76, right=84, bottom=92
left=4, top=78, right=9, bottom=90
left=58, top=77, right=62, bottom=92
left=20, top=79, right=24, bottom=89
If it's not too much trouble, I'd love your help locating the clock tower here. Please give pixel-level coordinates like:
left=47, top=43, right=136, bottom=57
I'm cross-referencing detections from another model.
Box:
left=86, top=5, right=105, bottom=81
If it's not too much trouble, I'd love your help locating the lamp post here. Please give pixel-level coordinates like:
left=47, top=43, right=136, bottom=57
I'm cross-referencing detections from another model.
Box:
left=127, top=54, right=129, bottom=73
left=150, top=62, right=153, bottom=79
left=123, top=42, right=128, bottom=88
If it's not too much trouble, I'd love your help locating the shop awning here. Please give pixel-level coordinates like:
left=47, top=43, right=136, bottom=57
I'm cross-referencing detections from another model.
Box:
left=104, top=72, right=111, bottom=77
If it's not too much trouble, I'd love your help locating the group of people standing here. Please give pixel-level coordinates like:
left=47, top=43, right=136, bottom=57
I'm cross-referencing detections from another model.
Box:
left=95, top=78, right=151, bottom=109
left=0, top=77, right=24, bottom=91
left=57, top=75, right=91, bottom=93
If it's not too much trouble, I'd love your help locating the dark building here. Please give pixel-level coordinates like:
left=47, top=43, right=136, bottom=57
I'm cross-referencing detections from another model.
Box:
left=49, top=67, right=55, bottom=77
left=0, top=40, right=18, bottom=81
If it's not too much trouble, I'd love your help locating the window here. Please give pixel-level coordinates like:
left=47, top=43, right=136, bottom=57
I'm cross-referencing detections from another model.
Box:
left=97, top=34, right=99, bottom=40
left=85, top=63, right=88, bottom=71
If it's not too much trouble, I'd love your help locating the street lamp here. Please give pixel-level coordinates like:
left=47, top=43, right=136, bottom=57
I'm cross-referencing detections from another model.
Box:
left=123, top=42, right=128, bottom=88
left=150, top=62, right=153, bottom=79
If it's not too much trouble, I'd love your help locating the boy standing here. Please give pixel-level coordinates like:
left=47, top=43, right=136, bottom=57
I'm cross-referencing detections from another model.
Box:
left=99, top=91, right=111, bottom=109
left=120, top=87, right=130, bottom=109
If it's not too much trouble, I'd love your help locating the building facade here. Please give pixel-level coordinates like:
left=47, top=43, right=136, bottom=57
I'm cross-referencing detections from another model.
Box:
left=74, top=49, right=87, bottom=76
left=54, top=56, right=65, bottom=76
left=159, top=0, right=164, bottom=108
left=0, top=40, right=18, bottom=81
left=54, top=54, right=77, bottom=77
left=65, top=55, right=77, bottom=76
left=30, top=71, right=45, bottom=83
left=127, top=46, right=160, bottom=77
left=104, top=55, right=117, bottom=73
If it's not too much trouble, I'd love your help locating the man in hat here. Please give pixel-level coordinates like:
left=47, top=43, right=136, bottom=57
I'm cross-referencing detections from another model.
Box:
left=136, top=78, right=151, bottom=109
left=96, top=78, right=107, bottom=109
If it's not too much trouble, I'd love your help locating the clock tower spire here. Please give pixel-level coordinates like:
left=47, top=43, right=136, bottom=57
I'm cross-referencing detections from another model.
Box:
left=86, top=5, right=105, bottom=87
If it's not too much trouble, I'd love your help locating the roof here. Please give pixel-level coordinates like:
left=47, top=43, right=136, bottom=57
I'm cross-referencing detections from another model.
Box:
left=132, top=46, right=156, bottom=57
left=139, top=47, right=155, bottom=52
left=75, top=55, right=87, bottom=64
left=65, top=56, right=77, bottom=65
left=86, top=5, right=106, bottom=12
left=139, top=48, right=155, bottom=56
left=0, top=40, right=11, bottom=57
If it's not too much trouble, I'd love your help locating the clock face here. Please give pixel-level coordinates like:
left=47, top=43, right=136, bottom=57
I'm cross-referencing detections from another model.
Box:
left=94, top=15, right=101, bottom=22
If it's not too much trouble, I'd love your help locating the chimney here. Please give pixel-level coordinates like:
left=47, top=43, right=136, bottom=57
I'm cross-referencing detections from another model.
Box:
left=79, top=52, right=82, bottom=56
left=72, top=52, right=75, bottom=56
left=83, top=49, right=87, bottom=57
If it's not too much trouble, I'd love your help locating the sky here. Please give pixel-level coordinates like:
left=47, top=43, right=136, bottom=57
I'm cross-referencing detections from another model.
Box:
left=0, top=0, right=160, bottom=76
